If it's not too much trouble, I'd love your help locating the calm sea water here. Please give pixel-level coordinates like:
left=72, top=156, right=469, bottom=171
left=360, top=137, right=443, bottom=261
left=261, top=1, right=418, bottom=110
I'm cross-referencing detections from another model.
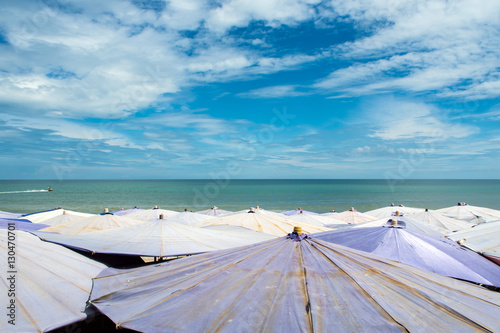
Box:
left=0, top=179, right=499, bottom=215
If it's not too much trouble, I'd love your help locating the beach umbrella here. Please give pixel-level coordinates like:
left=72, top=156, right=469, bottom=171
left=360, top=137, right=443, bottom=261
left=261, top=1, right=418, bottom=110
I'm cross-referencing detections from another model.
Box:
left=349, top=215, right=466, bottom=236
left=437, top=203, right=500, bottom=224
left=0, top=230, right=106, bottom=332
left=112, top=207, right=143, bottom=216
left=364, top=205, right=425, bottom=219
left=409, top=209, right=475, bottom=231
left=0, top=210, right=22, bottom=219
left=447, top=220, right=500, bottom=265
left=314, top=226, right=500, bottom=287
left=195, top=210, right=331, bottom=236
left=125, top=208, right=178, bottom=221
left=230, top=206, right=285, bottom=218
left=165, top=211, right=213, bottom=226
left=22, top=207, right=94, bottom=223
left=0, top=218, right=50, bottom=232
left=196, top=206, right=232, bottom=216
left=38, top=210, right=88, bottom=226
left=35, top=218, right=276, bottom=257
left=281, top=208, right=320, bottom=216
left=91, top=232, right=500, bottom=332
left=327, top=207, right=377, bottom=224
left=285, top=212, right=346, bottom=227
left=40, top=214, right=143, bottom=235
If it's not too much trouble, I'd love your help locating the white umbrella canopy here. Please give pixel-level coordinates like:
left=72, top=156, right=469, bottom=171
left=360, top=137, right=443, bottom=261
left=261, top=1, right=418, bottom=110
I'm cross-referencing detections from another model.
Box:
left=285, top=212, right=347, bottom=227
left=349, top=215, right=464, bottom=236
left=40, top=214, right=143, bottom=235
left=437, top=204, right=500, bottom=224
left=447, top=220, right=500, bottom=265
left=410, top=209, right=475, bottom=232
left=91, top=235, right=500, bottom=333
left=196, top=206, right=232, bottom=216
left=0, top=230, right=106, bottom=332
left=166, top=211, right=213, bottom=226
left=38, top=210, right=87, bottom=226
left=22, top=208, right=94, bottom=223
left=125, top=208, right=179, bottom=221
left=35, top=219, right=276, bottom=257
left=364, top=205, right=425, bottom=219
left=229, top=206, right=285, bottom=218
left=195, top=210, right=332, bottom=236
left=328, top=207, right=377, bottom=224
left=281, top=208, right=320, bottom=216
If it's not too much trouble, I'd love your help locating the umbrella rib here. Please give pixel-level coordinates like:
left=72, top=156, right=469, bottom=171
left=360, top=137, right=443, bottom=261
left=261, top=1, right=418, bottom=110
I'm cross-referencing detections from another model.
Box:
left=311, top=239, right=498, bottom=331
left=307, top=239, right=408, bottom=329
left=297, top=242, right=314, bottom=332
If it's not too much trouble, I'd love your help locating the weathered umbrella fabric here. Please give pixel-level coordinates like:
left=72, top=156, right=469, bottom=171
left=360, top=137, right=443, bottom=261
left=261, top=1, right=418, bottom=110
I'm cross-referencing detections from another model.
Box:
left=35, top=219, right=276, bottom=257
left=447, top=220, right=500, bottom=264
left=91, top=235, right=500, bottom=333
left=314, top=226, right=500, bottom=287
left=0, top=230, right=106, bottom=332
left=437, top=204, right=500, bottom=224
left=285, top=212, right=347, bottom=227
left=22, top=208, right=94, bottom=223
left=40, top=214, right=143, bottom=235
left=112, top=207, right=144, bottom=216
left=125, top=208, right=179, bottom=221
left=327, top=208, right=377, bottom=224
left=364, top=205, right=425, bottom=219
left=196, top=207, right=232, bottom=216
left=195, top=211, right=331, bottom=236
left=281, top=209, right=320, bottom=216
left=166, top=211, right=213, bottom=226
left=0, top=218, right=49, bottom=232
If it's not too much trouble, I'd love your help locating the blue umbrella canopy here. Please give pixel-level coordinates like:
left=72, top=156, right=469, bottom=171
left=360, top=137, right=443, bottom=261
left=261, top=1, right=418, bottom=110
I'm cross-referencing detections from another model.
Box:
left=0, top=210, right=22, bottom=219
left=0, top=218, right=49, bottom=232
left=91, top=233, right=500, bottom=332
left=314, top=226, right=500, bottom=287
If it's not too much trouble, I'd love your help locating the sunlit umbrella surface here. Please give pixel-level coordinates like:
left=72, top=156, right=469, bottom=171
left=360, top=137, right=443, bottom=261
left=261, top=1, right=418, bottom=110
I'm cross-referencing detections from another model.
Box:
left=36, top=218, right=276, bottom=257
left=91, top=234, right=500, bottom=332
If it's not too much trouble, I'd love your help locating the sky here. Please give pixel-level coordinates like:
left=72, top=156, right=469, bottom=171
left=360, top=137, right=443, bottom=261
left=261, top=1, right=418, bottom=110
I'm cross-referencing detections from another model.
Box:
left=0, top=0, right=500, bottom=180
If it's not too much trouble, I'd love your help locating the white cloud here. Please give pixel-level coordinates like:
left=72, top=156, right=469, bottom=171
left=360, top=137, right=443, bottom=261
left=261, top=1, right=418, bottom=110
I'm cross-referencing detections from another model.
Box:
left=0, top=0, right=327, bottom=119
left=364, top=98, right=479, bottom=141
left=314, top=0, right=500, bottom=99
left=206, top=0, right=321, bottom=32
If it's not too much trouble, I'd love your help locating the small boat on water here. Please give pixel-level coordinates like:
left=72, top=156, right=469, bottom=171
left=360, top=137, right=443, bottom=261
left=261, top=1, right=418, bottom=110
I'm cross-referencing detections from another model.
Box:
left=47, top=187, right=53, bottom=192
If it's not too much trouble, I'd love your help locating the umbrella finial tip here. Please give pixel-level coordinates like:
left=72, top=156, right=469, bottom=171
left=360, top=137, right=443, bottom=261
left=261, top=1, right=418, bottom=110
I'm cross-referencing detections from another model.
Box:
left=293, top=226, right=303, bottom=235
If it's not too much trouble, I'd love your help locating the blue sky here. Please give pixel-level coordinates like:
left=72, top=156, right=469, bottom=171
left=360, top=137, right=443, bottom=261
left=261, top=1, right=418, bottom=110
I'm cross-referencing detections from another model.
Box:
left=1, top=0, right=500, bottom=179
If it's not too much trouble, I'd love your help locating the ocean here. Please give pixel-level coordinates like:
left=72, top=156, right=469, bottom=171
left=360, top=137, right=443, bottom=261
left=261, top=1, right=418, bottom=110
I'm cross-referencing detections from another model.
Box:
left=1, top=179, right=500, bottom=215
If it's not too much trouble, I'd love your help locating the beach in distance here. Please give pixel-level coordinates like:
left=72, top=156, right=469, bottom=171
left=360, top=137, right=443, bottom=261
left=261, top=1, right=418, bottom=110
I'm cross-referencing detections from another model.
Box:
left=1, top=179, right=500, bottom=215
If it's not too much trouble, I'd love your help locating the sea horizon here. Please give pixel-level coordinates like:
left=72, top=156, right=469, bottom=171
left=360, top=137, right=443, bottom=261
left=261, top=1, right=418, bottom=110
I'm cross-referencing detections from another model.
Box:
left=2, top=179, right=500, bottom=215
